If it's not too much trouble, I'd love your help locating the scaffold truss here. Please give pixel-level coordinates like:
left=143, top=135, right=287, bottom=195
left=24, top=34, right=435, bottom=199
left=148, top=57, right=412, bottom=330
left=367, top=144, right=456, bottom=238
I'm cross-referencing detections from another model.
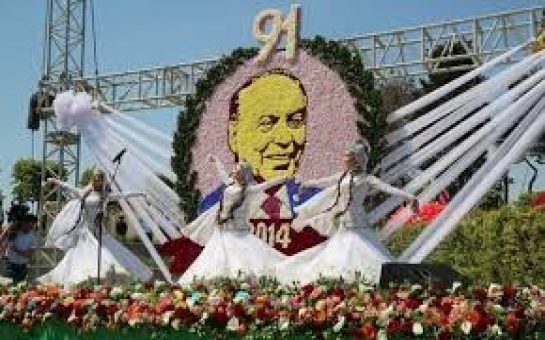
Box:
left=41, top=5, right=545, bottom=112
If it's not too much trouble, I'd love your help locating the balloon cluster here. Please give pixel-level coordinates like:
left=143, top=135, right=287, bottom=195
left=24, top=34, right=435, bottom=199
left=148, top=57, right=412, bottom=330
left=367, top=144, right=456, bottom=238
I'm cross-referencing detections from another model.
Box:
left=53, top=91, right=94, bottom=130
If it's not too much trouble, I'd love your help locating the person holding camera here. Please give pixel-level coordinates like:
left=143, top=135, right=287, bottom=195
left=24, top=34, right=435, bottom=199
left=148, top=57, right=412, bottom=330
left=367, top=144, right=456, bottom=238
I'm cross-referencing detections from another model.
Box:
left=2, top=213, right=38, bottom=283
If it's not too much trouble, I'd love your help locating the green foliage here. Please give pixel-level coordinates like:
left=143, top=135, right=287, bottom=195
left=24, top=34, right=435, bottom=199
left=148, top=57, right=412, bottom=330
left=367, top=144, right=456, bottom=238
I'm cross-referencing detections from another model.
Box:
left=11, top=158, right=67, bottom=203
left=79, top=167, right=94, bottom=186
left=420, top=41, right=481, bottom=95
left=158, top=174, right=174, bottom=189
left=172, top=37, right=385, bottom=220
left=387, top=205, right=545, bottom=286
left=514, top=191, right=537, bottom=207
left=477, top=181, right=505, bottom=210
left=0, top=320, right=239, bottom=340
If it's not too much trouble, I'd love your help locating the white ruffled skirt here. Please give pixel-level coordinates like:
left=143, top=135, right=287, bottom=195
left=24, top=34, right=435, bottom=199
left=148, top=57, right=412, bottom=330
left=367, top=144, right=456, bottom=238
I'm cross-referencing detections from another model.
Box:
left=38, top=228, right=152, bottom=287
left=275, top=227, right=393, bottom=285
left=179, top=227, right=286, bottom=284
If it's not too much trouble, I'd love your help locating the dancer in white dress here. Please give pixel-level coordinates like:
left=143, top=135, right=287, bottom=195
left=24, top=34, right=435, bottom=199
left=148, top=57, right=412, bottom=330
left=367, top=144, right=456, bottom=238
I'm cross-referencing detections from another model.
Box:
left=38, top=170, right=152, bottom=287
left=276, top=141, right=416, bottom=285
left=179, top=157, right=287, bottom=284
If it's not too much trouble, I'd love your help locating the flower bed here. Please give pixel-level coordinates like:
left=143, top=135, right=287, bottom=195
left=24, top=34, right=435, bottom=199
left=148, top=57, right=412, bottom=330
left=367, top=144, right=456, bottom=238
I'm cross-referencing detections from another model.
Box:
left=0, top=280, right=544, bottom=339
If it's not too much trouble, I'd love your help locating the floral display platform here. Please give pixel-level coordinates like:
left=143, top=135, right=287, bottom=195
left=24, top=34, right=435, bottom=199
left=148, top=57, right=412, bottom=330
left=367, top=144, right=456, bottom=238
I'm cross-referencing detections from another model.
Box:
left=0, top=279, right=544, bottom=339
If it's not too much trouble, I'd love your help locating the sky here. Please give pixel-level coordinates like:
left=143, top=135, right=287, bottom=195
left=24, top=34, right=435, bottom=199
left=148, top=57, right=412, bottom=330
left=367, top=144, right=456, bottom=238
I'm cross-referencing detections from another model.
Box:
left=0, top=0, right=544, bottom=205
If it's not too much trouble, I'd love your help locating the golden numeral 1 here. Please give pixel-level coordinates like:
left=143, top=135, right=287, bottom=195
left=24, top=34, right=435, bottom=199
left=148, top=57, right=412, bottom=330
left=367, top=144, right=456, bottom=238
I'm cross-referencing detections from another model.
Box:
left=255, top=222, right=268, bottom=243
left=267, top=225, right=276, bottom=247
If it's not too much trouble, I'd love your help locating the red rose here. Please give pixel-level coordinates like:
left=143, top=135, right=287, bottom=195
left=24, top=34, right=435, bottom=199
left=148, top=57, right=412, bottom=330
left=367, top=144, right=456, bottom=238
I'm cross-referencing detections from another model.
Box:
left=504, top=311, right=520, bottom=336
left=255, top=307, right=266, bottom=321
left=404, top=298, right=421, bottom=310
left=400, top=319, right=413, bottom=334
left=156, top=297, right=174, bottom=314
left=232, top=303, right=245, bottom=318
left=440, top=301, right=452, bottom=315
left=386, top=318, right=402, bottom=335
left=173, top=306, right=193, bottom=322
left=106, top=304, right=118, bottom=315
left=301, top=284, right=314, bottom=297
left=439, top=314, right=450, bottom=328
left=514, top=307, right=525, bottom=319
left=466, top=311, right=481, bottom=326
left=438, top=329, right=451, bottom=340
left=472, top=288, right=487, bottom=301
left=476, top=312, right=494, bottom=334
left=331, top=287, right=345, bottom=300
left=502, top=286, right=517, bottom=306
left=213, top=306, right=229, bottom=325
left=355, top=322, right=377, bottom=339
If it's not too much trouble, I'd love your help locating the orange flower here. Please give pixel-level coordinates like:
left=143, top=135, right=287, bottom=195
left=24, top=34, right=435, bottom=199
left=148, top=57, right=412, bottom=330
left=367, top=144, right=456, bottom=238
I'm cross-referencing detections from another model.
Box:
left=358, top=322, right=377, bottom=339
left=314, top=310, right=327, bottom=324
left=466, top=311, right=481, bottom=326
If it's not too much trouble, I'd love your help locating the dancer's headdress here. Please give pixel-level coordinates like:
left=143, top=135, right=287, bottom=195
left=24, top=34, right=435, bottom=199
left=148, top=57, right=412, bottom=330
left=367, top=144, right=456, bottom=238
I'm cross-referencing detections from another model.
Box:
left=347, top=139, right=371, bottom=170
left=92, top=168, right=106, bottom=178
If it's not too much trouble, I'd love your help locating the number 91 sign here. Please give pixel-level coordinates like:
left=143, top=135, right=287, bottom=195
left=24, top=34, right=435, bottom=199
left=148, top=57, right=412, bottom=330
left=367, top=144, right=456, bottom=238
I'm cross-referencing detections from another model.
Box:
left=253, top=4, right=301, bottom=62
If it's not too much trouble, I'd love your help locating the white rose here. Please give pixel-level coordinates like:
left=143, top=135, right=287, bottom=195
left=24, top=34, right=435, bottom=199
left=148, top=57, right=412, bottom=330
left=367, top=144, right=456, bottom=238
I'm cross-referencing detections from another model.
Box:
left=412, top=322, right=424, bottom=335
left=333, top=316, right=345, bottom=332
left=172, top=318, right=181, bottom=330
left=451, top=281, right=462, bottom=292
left=461, top=320, right=472, bottom=335
left=226, top=317, right=240, bottom=332
left=491, top=324, right=502, bottom=335
left=279, top=317, right=290, bottom=330
left=377, top=329, right=388, bottom=340
left=110, top=286, right=123, bottom=298
left=161, top=311, right=174, bottom=325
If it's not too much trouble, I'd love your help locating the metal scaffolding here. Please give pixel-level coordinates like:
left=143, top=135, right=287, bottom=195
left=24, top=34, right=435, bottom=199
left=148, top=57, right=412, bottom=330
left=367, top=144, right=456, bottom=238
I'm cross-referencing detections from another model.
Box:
left=40, top=5, right=545, bottom=112
left=38, top=0, right=85, bottom=223
left=343, top=7, right=545, bottom=80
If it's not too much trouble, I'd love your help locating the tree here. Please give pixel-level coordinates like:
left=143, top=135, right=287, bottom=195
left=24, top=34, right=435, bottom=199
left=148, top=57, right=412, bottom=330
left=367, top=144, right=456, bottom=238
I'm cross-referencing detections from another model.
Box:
left=380, top=78, right=421, bottom=115
left=79, top=167, right=94, bottom=186
left=158, top=174, right=174, bottom=189
left=11, top=158, right=67, bottom=203
left=420, top=41, right=481, bottom=98
left=412, top=41, right=508, bottom=206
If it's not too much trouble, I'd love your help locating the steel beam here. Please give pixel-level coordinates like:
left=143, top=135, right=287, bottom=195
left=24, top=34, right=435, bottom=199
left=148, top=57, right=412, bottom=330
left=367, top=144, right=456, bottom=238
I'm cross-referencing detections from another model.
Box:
left=43, top=6, right=545, bottom=112
left=343, top=6, right=545, bottom=80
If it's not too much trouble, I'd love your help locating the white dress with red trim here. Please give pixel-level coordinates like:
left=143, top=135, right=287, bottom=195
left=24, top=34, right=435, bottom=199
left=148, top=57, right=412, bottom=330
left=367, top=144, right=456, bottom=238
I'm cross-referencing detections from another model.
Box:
left=276, top=172, right=414, bottom=285
left=179, top=179, right=287, bottom=284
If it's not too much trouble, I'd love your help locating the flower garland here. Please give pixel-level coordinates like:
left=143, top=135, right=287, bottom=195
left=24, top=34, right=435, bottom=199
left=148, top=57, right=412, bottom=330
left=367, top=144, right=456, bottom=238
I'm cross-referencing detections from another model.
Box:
left=1, top=280, right=545, bottom=338
left=172, top=36, right=385, bottom=220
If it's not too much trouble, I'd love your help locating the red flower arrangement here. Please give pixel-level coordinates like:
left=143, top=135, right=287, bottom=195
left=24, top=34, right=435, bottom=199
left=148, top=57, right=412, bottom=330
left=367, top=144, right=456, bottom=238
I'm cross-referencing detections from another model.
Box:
left=0, top=280, right=543, bottom=338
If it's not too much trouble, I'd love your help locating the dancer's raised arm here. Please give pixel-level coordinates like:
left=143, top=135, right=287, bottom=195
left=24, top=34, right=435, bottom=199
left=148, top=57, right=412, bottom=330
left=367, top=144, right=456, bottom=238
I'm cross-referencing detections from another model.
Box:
left=209, top=155, right=231, bottom=185
left=300, top=172, right=344, bottom=190
left=46, top=178, right=82, bottom=198
left=108, top=192, right=146, bottom=202
left=365, top=175, right=415, bottom=200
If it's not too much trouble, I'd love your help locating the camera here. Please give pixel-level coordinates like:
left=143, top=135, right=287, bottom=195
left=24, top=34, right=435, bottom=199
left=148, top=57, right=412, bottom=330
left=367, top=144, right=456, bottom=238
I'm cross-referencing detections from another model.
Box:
left=7, top=201, right=30, bottom=223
